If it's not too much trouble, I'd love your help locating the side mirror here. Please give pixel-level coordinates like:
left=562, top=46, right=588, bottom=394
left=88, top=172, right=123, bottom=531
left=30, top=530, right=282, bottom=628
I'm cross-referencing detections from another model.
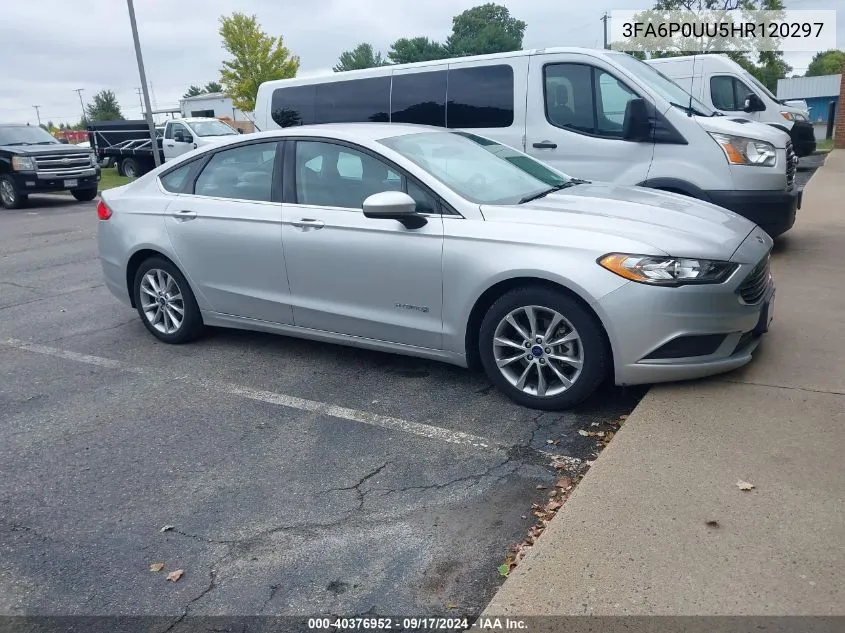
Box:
left=58, top=138, right=69, bottom=144
left=622, top=98, right=651, bottom=142
left=743, top=93, right=765, bottom=113
left=173, top=132, right=184, bottom=142
left=363, top=191, right=427, bottom=229
left=184, top=135, right=194, bottom=144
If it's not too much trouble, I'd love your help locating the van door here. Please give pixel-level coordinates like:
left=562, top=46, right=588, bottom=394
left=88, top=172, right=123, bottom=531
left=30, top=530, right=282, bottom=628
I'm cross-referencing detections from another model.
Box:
left=525, top=55, right=654, bottom=183
left=709, top=74, right=763, bottom=122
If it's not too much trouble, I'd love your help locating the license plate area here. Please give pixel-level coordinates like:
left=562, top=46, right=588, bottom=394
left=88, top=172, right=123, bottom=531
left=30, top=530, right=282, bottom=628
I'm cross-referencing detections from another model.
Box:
left=64, top=179, right=78, bottom=188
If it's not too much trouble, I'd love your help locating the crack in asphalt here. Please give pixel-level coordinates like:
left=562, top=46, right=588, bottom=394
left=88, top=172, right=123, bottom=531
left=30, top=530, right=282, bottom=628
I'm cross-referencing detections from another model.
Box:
left=158, top=567, right=219, bottom=633
left=327, top=462, right=390, bottom=510
left=259, top=583, right=281, bottom=615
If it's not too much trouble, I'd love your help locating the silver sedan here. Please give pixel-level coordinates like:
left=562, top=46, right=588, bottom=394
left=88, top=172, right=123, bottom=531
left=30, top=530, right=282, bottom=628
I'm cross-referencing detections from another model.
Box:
left=97, top=123, right=775, bottom=410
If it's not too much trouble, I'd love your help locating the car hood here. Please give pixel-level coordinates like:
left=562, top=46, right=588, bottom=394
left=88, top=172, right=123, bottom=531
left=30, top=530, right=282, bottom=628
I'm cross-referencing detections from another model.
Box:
left=0, top=143, right=90, bottom=156
left=694, top=114, right=789, bottom=147
left=481, top=182, right=756, bottom=260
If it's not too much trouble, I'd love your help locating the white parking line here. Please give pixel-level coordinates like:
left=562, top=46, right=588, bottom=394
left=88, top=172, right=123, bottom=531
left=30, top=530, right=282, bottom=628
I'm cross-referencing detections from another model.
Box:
left=3, top=338, right=497, bottom=451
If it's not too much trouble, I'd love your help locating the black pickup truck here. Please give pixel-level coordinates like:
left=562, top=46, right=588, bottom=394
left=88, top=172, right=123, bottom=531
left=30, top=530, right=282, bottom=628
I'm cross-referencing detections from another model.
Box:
left=0, top=123, right=100, bottom=209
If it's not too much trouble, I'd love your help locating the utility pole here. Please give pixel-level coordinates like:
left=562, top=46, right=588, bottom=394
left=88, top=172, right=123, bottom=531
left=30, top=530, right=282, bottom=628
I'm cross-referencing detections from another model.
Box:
left=74, top=88, right=86, bottom=124
left=136, top=87, right=144, bottom=115
left=601, top=12, right=610, bottom=50
left=32, top=105, right=42, bottom=127
left=126, top=0, right=161, bottom=167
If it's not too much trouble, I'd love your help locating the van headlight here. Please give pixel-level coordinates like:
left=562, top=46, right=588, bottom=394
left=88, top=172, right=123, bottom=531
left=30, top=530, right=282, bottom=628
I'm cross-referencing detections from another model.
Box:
left=11, top=156, right=37, bottom=171
left=709, top=133, right=776, bottom=167
left=598, top=254, right=737, bottom=286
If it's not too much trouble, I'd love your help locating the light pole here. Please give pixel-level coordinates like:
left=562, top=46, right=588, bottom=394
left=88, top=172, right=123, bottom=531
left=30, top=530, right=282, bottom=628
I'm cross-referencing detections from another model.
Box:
left=74, top=88, right=86, bottom=124
left=32, top=105, right=42, bottom=127
left=126, top=0, right=160, bottom=167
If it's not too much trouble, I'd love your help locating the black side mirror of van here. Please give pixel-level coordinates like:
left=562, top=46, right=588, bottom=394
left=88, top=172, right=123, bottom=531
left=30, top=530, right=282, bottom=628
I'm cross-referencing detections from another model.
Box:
left=622, top=98, right=651, bottom=142
left=743, top=93, right=765, bottom=113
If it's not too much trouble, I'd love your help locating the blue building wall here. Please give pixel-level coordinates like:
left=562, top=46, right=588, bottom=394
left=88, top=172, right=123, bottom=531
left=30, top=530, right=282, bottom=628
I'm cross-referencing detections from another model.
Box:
left=806, top=96, right=839, bottom=124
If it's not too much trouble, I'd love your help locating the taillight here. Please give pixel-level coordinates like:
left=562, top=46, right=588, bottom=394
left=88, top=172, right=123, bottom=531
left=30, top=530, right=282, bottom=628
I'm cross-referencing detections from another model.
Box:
left=97, top=200, right=112, bottom=220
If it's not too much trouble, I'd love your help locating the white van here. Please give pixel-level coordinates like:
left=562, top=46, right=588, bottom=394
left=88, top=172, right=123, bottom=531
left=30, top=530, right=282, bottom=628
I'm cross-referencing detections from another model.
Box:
left=646, top=54, right=816, bottom=157
left=255, top=47, right=800, bottom=237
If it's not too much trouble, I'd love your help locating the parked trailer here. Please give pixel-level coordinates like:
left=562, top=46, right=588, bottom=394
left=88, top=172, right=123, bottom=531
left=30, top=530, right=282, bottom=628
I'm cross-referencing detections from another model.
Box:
left=87, top=120, right=165, bottom=177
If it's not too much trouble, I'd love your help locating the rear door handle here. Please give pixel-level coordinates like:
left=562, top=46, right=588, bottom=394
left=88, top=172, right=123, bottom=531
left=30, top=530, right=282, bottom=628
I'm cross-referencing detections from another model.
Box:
left=291, top=218, right=325, bottom=230
left=171, top=209, right=197, bottom=221
left=532, top=141, right=558, bottom=149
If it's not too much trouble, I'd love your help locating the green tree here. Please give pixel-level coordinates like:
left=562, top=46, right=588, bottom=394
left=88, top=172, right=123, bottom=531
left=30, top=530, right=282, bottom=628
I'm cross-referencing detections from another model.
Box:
left=806, top=49, right=845, bottom=77
left=204, top=81, right=223, bottom=93
left=183, top=85, right=204, bottom=98
left=218, top=12, right=300, bottom=112
left=445, top=3, right=526, bottom=57
left=387, top=37, right=449, bottom=64
left=86, top=89, right=124, bottom=122
left=333, top=43, right=388, bottom=72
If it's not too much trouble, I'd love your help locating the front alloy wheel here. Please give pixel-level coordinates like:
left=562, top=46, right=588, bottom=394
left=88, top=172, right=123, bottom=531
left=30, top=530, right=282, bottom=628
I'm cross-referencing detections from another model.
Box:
left=479, top=287, right=609, bottom=410
left=133, top=257, right=203, bottom=344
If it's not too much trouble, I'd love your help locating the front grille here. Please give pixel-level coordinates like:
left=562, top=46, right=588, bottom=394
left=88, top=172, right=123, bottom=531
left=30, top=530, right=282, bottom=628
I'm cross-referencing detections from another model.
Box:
left=785, top=141, right=797, bottom=191
left=34, top=152, right=91, bottom=173
left=738, top=255, right=771, bottom=305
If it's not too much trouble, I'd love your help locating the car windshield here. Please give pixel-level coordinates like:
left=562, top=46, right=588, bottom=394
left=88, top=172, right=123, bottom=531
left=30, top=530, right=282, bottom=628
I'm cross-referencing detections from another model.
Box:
left=611, top=53, right=715, bottom=117
left=189, top=120, right=238, bottom=137
left=379, top=131, right=571, bottom=205
left=0, top=125, right=60, bottom=146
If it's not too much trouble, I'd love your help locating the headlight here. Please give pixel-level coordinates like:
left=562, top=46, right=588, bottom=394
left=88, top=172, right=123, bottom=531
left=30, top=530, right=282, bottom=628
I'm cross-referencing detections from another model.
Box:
left=709, top=133, right=776, bottom=167
left=89, top=152, right=98, bottom=167
left=793, top=112, right=807, bottom=121
left=11, top=156, right=37, bottom=171
left=598, top=254, right=737, bottom=286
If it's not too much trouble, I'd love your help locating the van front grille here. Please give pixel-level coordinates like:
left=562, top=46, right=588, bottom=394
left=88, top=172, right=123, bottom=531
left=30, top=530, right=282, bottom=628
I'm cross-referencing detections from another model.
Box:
left=738, top=255, right=771, bottom=305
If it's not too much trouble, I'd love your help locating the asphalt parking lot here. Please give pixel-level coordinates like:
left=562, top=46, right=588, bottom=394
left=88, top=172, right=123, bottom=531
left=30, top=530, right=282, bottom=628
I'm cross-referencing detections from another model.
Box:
left=0, top=195, right=643, bottom=625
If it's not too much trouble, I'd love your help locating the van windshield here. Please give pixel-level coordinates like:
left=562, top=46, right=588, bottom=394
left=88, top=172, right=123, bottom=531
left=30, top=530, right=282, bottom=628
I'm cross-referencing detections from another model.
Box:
left=611, top=53, right=715, bottom=117
left=743, top=71, right=778, bottom=102
left=379, top=131, right=575, bottom=205
left=189, top=120, right=238, bottom=137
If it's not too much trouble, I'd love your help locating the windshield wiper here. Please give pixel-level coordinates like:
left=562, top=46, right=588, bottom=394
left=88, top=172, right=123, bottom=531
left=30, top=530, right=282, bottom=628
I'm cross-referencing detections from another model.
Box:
left=5, top=141, right=33, bottom=145
left=33, top=141, right=58, bottom=144
left=519, top=179, right=589, bottom=204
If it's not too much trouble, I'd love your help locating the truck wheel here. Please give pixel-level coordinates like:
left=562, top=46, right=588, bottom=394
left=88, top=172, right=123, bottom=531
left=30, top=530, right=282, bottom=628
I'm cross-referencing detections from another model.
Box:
left=71, top=187, right=98, bottom=202
left=0, top=175, right=27, bottom=209
left=120, top=157, right=139, bottom=178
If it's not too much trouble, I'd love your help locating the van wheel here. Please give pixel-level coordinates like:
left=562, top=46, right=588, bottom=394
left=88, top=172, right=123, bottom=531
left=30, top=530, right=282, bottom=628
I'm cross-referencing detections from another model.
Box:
left=71, top=187, right=98, bottom=202
left=0, top=175, right=27, bottom=209
left=478, top=286, right=609, bottom=410
left=133, top=257, right=204, bottom=344
left=120, top=157, right=139, bottom=178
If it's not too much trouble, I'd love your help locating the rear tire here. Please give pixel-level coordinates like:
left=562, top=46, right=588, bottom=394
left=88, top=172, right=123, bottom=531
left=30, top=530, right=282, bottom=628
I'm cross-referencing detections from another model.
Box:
left=132, top=257, right=204, bottom=344
left=71, top=187, right=98, bottom=202
left=120, top=157, right=139, bottom=178
left=0, top=175, right=26, bottom=209
left=478, top=286, right=610, bottom=410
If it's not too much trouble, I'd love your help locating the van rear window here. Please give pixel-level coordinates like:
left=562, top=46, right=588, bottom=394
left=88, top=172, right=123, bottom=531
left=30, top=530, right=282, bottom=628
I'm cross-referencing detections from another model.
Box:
left=271, top=77, right=390, bottom=127
left=391, top=71, right=447, bottom=127
left=446, top=65, right=514, bottom=129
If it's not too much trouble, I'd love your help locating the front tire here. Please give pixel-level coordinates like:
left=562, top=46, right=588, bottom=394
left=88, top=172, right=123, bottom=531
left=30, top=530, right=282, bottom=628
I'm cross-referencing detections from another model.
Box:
left=71, top=187, right=98, bottom=202
left=479, top=286, right=610, bottom=410
left=0, top=175, right=26, bottom=209
left=133, top=257, right=204, bottom=344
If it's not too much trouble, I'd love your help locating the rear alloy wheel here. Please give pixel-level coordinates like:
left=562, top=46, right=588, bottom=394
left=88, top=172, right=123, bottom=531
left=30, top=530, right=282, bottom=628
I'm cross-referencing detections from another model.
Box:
left=71, top=187, right=98, bottom=202
left=133, top=257, right=203, bottom=344
left=479, top=287, right=609, bottom=410
left=0, top=175, right=26, bottom=209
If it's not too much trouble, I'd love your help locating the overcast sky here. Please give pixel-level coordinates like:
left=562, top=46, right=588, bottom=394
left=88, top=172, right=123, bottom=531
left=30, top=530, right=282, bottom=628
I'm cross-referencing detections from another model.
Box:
left=1, top=0, right=841, bottom=126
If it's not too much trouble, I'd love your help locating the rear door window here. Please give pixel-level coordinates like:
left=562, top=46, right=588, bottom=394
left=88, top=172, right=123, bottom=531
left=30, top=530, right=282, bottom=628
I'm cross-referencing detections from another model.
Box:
left=446, top=65, right=514, bottom=129
left=391, top=71, right=447, bottom=127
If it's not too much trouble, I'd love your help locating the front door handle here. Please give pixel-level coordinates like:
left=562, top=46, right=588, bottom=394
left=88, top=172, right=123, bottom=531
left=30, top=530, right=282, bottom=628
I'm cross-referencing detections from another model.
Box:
left=291, top=218, right=325, bottom=230
left=532, top=141, right=558, bottom=149
left=171, top=209, right=197, bottom=221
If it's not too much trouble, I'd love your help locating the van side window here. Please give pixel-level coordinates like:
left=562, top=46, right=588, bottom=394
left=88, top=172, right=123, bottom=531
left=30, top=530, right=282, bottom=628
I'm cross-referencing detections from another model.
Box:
left=710, top=75, right=754, bottom=111
left=315, top=77, right=391, bottom=124
left=271, top=85, right=316, bottom=127
left=391, top=71, right=447, bottom=127
left=544, top=64, right=638, bottom=138
left=446, top=65, right=514, bottom=129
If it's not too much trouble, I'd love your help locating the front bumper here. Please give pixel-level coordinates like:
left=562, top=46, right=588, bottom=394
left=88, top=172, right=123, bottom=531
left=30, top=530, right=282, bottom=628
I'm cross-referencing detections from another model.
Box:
left=705, top=187, right=800, bottom=238
left=596, top=231, right=774, bottom=387
left=11, top=168, right=100, bottom=194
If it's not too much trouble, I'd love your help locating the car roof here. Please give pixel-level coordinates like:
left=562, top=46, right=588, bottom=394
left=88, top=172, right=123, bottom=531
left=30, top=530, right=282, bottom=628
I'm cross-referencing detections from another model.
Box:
left=208, top=123, right=448, bottom=149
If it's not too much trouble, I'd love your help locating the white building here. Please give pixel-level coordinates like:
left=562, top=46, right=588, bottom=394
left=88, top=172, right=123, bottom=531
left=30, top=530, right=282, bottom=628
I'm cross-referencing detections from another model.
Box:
left=179, top=92, right=251, bottom=121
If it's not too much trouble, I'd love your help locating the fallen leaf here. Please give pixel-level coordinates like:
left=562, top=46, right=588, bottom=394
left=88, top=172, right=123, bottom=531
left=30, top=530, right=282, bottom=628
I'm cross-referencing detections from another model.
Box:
left=447, top=603, right=457, bottom=609
left=596, top=431, right=605, bottom=437
left=619, top=415, right=628, bottom=420
left=705, top=520, right=720, bottom=528
left=555, top=476, right=572, bottom=489
left=160, top=525, right=174, bottom=532
left=497, top=564, right=510, bottom=577
left=149, top=563, right=165, bottom=572
left=509, top=543, right=521, bottom=553
left=736, top=480, right=755, bottom=491
left=577, top=430, right=590, bottom=436
left=547, top=501, right=563, bottom=511
left=546, top=439, right=554, bottom=444
left=547, top=489, right=558, bottom=498
left=166, top=569, right=184, bottom=582
left=536, top=485, right=547, bottom=490
left=591, top=422, right=600, bottom=427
